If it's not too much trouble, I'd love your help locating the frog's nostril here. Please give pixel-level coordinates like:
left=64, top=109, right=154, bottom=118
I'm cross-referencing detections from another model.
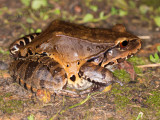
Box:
left=70, top=75, right=76, bottom=82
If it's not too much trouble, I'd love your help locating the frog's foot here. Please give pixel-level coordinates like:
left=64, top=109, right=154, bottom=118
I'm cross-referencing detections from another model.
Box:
left=79, top=62, right=122, bottom=93
left=78, top=84, right=113, bottom=95
left=80, top=84, right=113, bottom=94
left=92, top=84, right=113, bottom=92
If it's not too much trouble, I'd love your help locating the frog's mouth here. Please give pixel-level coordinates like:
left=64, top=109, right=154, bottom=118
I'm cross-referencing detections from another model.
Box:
left=101, top=38, right=141, bottom=67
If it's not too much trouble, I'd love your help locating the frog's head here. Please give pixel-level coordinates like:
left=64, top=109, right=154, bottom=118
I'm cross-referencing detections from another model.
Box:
left=101, top=24, right=141, bottom=67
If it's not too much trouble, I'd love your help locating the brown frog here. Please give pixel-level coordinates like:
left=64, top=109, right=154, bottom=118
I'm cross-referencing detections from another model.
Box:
left=9, top=20, right=141, bottom=97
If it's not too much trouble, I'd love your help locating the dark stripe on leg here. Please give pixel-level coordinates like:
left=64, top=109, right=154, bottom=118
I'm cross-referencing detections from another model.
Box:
left=20, top=41, right=25, bottom=46
left=51, top=67, right=62, bottom=77
left=31, top=87, right=37, bottom=93
left=16, top=60, right=25, bottom=70
left=30, top=35, right=34, bottom=40
left=23, top=37, right=29, bottom=44
left=24, top=83, right=27, bottom=90
left=36, top=33, right=40, bottom=35
left=38, top=57, right=50, bottom=63
left=24, top=61, right=39, bottom=80
left=48, top=61, right=58, bottom=68
left=18, top=77, right=21, bottom=85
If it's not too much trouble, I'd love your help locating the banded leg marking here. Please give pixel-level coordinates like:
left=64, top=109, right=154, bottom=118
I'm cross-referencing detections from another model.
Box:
left=9, top=56, right=67, bottom=94
left=10, top=33, right=40, bottom=58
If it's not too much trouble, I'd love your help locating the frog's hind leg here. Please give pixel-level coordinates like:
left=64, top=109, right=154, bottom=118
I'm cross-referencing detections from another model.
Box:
left=9, top=33, right=41, bottom=59
left=79, top=62, right=122, bottom=93
left=9, top=56, right=68, bottom=102
left=9, top=56, right=81, bottom=102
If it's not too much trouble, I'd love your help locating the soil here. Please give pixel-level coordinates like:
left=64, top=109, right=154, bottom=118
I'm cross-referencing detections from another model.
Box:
left=0, top=0, right=160, bottom=120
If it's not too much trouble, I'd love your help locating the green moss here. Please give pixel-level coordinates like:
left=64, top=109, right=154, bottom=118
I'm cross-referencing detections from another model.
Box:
left=111, top=85, right=132, bottom=109
left=0, top=93, right=25, bottom=114
left=111, top=83, right=160, bottom=118
left=107, top=117, right=115, bottom=120
left=4, top=93, right=12, bottom=97
left=127, top=57, right=146, bottom=65
left=1, top=100, right=24, bottom=113
left=114, top=95, right=130, bottom=109
left=141, top=0, right=160, bottom=8
left=146, top=90, right=160, bottom=107
left=156, top=111, right=160, bottom=119
left=133, top=66, right=142, bottom=74
left=27, top=114, right=35, bottom=120
left=111, top=86, right=123, bottom=94
left=133, top=90, right=160, bottom=118
left=0, top=47, right=10, bottom=55
left=113, top=69, right=130, bottom=83
left=127, top=56, right=144, bottom=74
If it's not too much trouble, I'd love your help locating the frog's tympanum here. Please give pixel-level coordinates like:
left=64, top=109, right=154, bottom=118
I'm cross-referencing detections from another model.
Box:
left=9, top=20, right=141, bottom=98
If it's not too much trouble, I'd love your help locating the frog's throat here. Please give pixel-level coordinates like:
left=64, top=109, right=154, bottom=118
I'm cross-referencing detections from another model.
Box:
left=49, top=54, right=87, bottom=87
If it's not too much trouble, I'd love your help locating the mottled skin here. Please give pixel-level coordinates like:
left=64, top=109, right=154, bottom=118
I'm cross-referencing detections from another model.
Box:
left=10, top=56, right=67, bottom=93
left=9, top=20, right=141, bottom=97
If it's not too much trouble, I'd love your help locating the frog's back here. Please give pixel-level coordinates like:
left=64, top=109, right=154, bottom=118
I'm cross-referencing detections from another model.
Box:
left=45, top=20, right=117, bottom=43
left=21, top=20, right=118, bottom=61
left=18, top=20, right=137, bottom=63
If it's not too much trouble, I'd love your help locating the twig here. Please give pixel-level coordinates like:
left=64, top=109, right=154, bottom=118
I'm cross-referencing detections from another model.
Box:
left=60, top=94, right=91, bottom=114
left=59, top=92, right=101, bottom=114
left=138, top=35, right=151, bottom=39
left=137, top=63, right=160, bottom=68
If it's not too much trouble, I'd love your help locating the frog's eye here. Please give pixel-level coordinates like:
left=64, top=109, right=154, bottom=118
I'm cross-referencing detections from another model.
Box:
left=120, top=40, right=129, bottom=48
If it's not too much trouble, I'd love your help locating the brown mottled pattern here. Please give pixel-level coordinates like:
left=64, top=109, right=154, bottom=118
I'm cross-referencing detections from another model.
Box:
left=48, top=61, right=59, bottom=68
left=9, top=56, right=67, bottom=92
left=51, top=67, right=62, bottom=77
left=24, top=61, right=39, bottom=80
left=15, top=20, right=141, bottom=65
left=16, top=60, right=25, bottom=70
left=79, top=62, right=114, bottom=86
left=17, top=61, right=29, bottom=80
left=47, top=20, right=139, bottom=43
left=93, top=64, right=101, bottom=72
left=37, top=57, right=59, bottom=69
left=38, top=56, right=51, bottom=63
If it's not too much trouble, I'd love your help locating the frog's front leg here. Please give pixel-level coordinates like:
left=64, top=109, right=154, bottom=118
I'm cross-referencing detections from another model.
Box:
left=79, top=62, right=122, bottom=93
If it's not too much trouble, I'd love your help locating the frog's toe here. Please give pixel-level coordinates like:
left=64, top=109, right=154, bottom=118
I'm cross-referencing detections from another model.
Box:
left=91, top=80, right=122, bottom=93
left=91, top=83, right=112, bottom=92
